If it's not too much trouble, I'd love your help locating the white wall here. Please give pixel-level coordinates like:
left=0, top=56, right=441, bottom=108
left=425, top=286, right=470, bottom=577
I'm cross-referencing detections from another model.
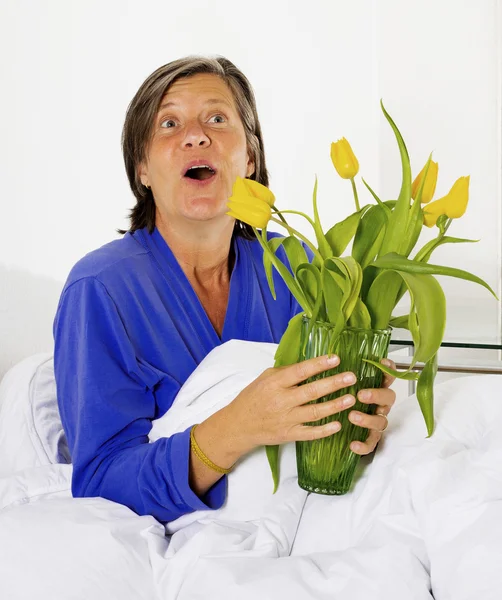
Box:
left=377, top=0, right=502, bottom=344
left=0, top=0, right=501, bottom=381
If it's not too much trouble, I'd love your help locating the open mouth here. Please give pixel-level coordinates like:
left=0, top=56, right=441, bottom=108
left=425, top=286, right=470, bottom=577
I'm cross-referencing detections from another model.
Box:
left=184, top=166, right=216, bottom=181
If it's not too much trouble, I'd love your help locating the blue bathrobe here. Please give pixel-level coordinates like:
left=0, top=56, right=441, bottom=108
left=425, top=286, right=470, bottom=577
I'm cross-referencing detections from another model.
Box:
left=53, top=227, right=302, bottom=522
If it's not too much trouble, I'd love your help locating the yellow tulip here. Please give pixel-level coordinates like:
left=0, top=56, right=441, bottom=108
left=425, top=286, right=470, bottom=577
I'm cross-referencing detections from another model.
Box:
left=412, top=160, right=438, bottom=204
left=226, top=177, right=274, bottom=228
left=226, top=198, right=272, bottom=228
left=423, top=176, right=470, bottom=228
left=330, top=138, right=359, bottom=179
left=235, top=177, right=275, bottom=207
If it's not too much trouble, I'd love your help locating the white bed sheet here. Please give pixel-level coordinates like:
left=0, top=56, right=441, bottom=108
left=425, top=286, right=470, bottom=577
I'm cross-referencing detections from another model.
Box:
left=1, top=341, right=502, bottom=599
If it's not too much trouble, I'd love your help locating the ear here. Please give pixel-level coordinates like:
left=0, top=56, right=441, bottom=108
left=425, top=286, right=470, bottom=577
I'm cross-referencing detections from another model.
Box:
left=137, top=162, right=149, bottom=187
left=246, top=153, right=256, bottom=178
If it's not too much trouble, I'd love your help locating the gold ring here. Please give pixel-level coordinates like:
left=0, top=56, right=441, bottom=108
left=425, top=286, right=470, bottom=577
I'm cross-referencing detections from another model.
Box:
left=376, top=412, right=389, bottom=433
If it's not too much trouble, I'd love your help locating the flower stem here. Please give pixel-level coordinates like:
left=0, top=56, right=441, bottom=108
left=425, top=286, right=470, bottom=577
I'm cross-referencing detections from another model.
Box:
left=252, top=227, right=312, bottom=316
left=269, top=217, right=324, bottom=264
left=274, top=209, right=317, bottom=230
left=351, top=178, right=360, bottom=212
left=272, top=205, right=289, bottom=225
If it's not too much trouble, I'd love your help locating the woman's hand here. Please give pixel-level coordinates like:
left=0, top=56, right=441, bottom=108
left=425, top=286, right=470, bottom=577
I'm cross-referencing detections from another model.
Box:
left=190, top=355, right=396, bottom=497
left=224, top=353, right=359, bottom=458
left=347, top=358, right=397, bottom=455
left=190, top=353, right=355, bottom=496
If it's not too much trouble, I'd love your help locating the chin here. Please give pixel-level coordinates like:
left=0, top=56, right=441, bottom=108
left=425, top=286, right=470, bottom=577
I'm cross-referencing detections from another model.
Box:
left=182, top=198, right=228, bottom=222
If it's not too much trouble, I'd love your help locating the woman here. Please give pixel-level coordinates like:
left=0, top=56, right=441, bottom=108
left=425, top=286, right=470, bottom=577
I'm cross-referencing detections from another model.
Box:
left=53, top=56, right=396, bottom=524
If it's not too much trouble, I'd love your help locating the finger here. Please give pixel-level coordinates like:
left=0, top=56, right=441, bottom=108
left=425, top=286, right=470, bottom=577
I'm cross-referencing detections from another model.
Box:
left=357, top=387, right=396, bottom=411
left=381, top=358, right=396, bottom=388
left=291, top=371, right=357, bottom=406
left=295, top=394, right=356, bottom=424
left=279, top=354, right=342, bottom=387
left=350, top=429, right=382, bottom=455
left=293, top=420, right=342, bottom=442
left=348, top=410, right=389, bottom=433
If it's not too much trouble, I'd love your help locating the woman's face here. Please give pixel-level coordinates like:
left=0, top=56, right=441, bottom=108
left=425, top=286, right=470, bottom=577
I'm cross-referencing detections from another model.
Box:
left=139, top=73, right=255, bottom=228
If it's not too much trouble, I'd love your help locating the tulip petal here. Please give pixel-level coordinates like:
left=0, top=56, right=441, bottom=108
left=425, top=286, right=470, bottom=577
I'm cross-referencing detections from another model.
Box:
left=226, top=198, right=272, bottom=228
left=240, top=177, right=276, bottom=207
left=412, top=160, right=438, bottom=204
left=330, top=138, right=359, bottom=179
left=423, top=176, right=469, bottom=227
left=231, top=176, right=250, bottom=199
left=423, top=210, right=440, bottom=228
left=443, top=176, right=469, bottom=218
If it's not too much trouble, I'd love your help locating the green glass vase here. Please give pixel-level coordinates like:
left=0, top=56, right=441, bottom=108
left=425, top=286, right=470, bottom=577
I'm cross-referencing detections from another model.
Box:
left=296, top=316, right=391, bottom=495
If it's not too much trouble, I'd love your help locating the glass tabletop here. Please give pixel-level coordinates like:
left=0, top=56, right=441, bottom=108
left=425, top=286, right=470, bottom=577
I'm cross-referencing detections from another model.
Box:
left=390, top=331, right=502, bottom=351
left=389, top=297, right=502, bottom=351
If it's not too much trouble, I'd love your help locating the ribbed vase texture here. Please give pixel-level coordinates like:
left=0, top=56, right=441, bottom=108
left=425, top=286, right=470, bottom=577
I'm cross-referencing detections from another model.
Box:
left=296, top=317, right=391, bottom=495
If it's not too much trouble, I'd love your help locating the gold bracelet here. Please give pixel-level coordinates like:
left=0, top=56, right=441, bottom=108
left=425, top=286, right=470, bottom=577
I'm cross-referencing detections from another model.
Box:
left=190, top=424, right=233, bottom=475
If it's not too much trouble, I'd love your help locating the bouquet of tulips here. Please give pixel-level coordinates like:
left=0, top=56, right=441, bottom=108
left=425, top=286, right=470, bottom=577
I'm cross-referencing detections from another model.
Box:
left=227, top=101, right=498, bottom=489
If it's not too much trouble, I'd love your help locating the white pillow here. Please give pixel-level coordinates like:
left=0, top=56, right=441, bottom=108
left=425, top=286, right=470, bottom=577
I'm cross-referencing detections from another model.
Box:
left=0, top=342, right=296, bottom=526
left=0, top=354, right=69, bottom=477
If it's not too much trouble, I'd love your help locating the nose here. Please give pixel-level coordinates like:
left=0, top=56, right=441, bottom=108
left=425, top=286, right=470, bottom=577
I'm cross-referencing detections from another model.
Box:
left=182, top=122, right=210, bottom=148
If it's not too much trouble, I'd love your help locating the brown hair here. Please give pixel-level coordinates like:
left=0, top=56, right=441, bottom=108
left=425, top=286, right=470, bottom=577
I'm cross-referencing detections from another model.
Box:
left=119, top=55, right=270, bottom=238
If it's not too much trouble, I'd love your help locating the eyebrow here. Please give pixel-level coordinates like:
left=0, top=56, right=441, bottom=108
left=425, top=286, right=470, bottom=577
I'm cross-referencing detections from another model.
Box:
left=157, top=98, right=232, bottom=112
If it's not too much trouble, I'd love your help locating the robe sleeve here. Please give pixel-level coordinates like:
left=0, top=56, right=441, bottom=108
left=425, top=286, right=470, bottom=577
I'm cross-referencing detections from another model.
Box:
left=53, top=276, right=226, bottom=523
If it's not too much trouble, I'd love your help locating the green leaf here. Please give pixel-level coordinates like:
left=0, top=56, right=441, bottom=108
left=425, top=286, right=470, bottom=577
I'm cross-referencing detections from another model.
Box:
left=395, top=271, right=446, bottom=366
left=416, top=352, right=438, bottom=437
left=340, top=257, right=363, bottom=320
left=363, top=359, right=420, bottom=380
left=296, top=264, right=324, bottom=352
left=311, top=176, right=333, bottom=259
left=361, top=179, right=392, bottom=219
left=378, top=101, right=412, bottom=256
left=408, top=298, right=420, bottom=352
left=266, top=445, right=280, bottom=494
left=365, top=270, right=403, bottom=330
left=268, top=249, right=312, bottom=313
left=328, top=256, right=363, bottom=321
left=325, top=209, right=366, bottom=257
left=360, top=265, right=378, bottom=303
left=274, top=312, right=304, bottom=368
left=296, top=262, right=320, bottom=309
left=402, top=151, right=432, bottom=258
left=389, top=314, right=410, bottom=329
left=321, top=266, right=345, bottom=328
left=348, top=297, right=372, bottom=329
left=352, top=204, right=388, bottom=269
left=394, top=281, right=408, bottom=307
left=283, top=236, right=309, bottom=274
left=324, top=257, right=348, bottom=290
left=367, top=267, right=446, bottom=368
left=401, top=200, right=424, bottom=257
left=262, top=233, right=287, bottom=300
left=262, top=234, right=311, bottom=305
left=400, top=152, right=432, bottom=258
left=371, top=252, right=498, bottom=299
left=268, top=312, right=304, bottom=494
left=414, top=235, right=479, bottom=264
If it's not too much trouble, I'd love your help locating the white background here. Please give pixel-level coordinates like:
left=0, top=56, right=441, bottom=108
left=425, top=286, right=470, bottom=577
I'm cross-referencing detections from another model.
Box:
left=0, top=0, right=501, bottom=382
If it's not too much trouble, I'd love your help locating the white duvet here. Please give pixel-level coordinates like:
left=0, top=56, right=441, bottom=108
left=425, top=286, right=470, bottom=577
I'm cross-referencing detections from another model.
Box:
left=1, top=340, right=502, bottom=600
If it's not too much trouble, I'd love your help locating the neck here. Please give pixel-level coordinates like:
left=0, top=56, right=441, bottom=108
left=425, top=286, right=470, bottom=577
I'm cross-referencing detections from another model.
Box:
left=155, top=214, right=235, bottom=287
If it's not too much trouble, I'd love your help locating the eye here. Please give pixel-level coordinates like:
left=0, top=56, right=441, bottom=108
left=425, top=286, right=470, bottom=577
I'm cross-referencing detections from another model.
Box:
left=210, top=114, right=226, bottom=124
left=160, top=118, right=176, bottom=128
